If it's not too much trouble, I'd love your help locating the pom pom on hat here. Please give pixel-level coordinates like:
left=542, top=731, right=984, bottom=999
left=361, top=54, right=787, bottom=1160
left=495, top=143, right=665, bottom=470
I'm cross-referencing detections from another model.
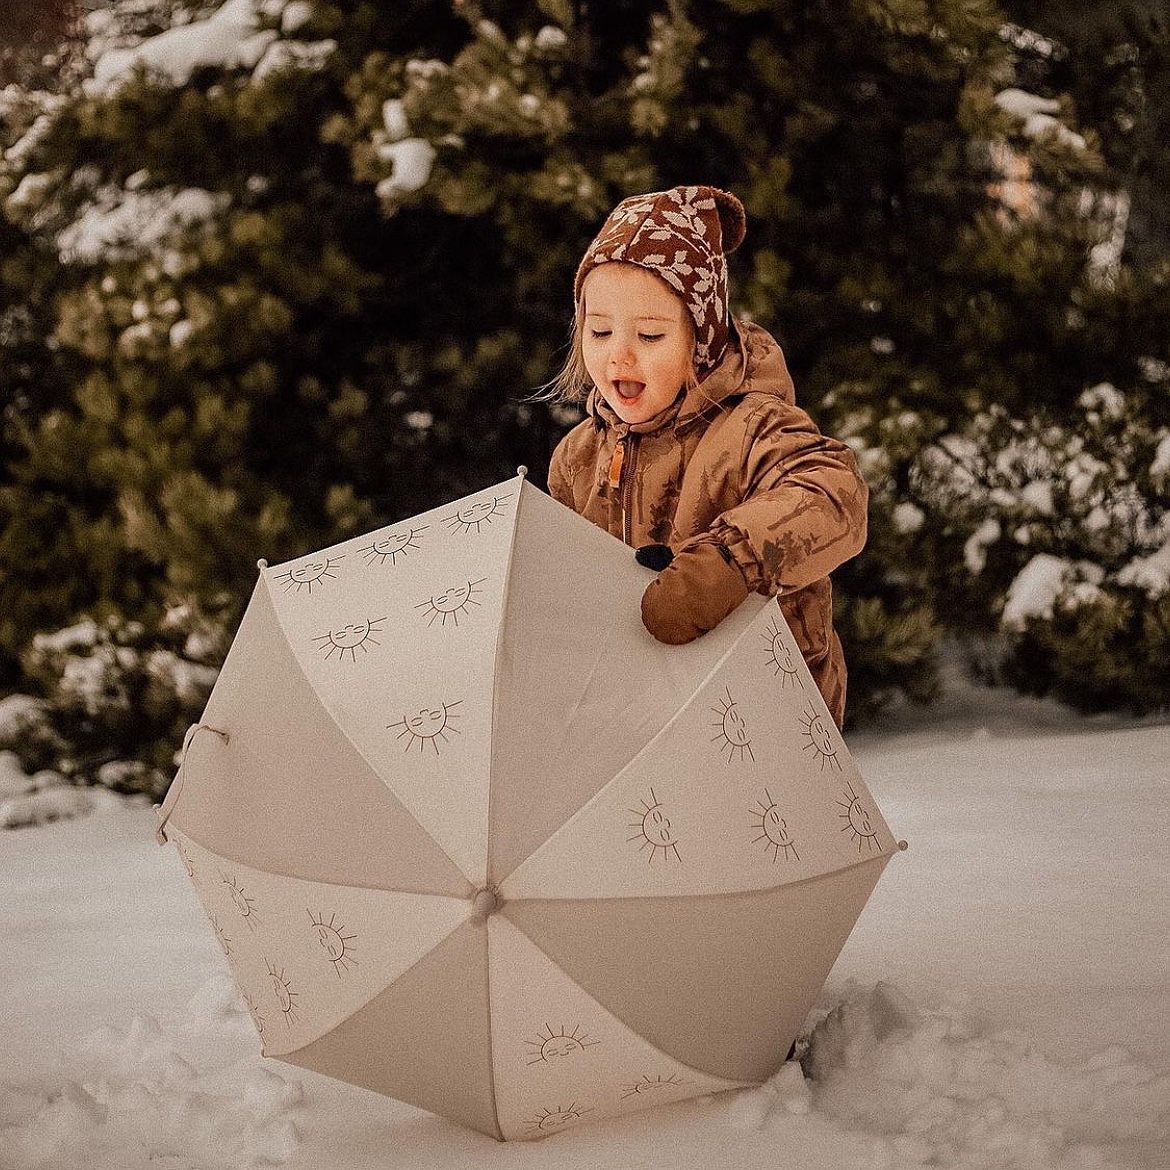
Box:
left=575, top=185, right=747, bottom=376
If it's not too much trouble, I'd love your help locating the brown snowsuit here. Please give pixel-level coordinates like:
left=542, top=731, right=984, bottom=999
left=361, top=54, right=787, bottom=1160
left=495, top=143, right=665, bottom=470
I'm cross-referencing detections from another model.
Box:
left=546, top=321, right=868, bottom=726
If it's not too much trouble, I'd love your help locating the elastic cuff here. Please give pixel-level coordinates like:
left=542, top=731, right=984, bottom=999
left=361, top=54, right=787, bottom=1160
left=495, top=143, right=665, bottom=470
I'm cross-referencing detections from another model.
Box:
left=707, top=526, right=764, bottom=593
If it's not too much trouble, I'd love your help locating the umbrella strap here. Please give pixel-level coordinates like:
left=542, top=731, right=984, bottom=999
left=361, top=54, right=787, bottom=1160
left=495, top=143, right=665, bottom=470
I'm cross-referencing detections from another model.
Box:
left=154, top=722, right=230, bottom=845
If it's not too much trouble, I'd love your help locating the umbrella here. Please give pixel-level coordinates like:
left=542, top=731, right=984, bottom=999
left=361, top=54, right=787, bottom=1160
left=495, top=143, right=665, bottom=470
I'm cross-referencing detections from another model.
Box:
left=156, top=469, right=903, bottom=1141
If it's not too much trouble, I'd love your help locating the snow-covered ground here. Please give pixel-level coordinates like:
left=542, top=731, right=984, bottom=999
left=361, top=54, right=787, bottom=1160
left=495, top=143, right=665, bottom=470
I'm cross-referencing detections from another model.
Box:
left=2, top=673, right=1168, bottom=1169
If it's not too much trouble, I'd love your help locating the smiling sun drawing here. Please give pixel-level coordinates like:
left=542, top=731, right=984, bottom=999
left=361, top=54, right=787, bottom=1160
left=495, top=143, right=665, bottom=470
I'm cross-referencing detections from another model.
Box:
left=415, top=579, right=484, bottom=627
left=312, top=616, right=386, bottom=662
left=273, top=555, right=343, bottom=594
left=762, top=617, right=804, bottom=688
left=265, top=959, right=300, bottom=1026
left=628, top=788, right=682, bottom=863
left=388, top=700, right=462, bottom=754
left=712, top=686, right=754, bottom=763
left=523, top=1024, right=599, bottom=1066
left=620, top=1074, right=690, bottom=1101
left=749, top=789, right=799, bottom=862
left=308, top=909, right=357, bottom=976
left=837, top=783, right=881, bottom=854
left=442, top=495, right=511, bottom=536
left=221, top=872, right=261, bottom=932
left=799, top=700, right=841, bottom=772
left=524, top=1103, right=592, bottom=1136
left=359, top=526, right=428, bottom=567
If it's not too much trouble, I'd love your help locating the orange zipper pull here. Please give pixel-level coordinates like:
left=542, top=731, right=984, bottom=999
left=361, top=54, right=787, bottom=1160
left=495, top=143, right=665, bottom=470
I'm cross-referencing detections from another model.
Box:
left=608, top=441, right=625, bottom=491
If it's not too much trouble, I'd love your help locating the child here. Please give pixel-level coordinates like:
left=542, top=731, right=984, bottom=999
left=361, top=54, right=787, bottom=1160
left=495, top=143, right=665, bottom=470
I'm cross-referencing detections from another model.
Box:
left=544, top=185, right=867, bottom=727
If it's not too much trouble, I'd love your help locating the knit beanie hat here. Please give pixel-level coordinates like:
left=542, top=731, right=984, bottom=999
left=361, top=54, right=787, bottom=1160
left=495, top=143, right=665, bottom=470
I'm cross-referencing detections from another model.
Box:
left=575, top=185, right=747, bottom=377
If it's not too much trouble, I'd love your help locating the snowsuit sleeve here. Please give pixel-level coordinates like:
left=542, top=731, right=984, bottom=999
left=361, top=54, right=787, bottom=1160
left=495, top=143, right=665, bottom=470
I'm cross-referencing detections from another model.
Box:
left=705, top=397, right=868, bottom=595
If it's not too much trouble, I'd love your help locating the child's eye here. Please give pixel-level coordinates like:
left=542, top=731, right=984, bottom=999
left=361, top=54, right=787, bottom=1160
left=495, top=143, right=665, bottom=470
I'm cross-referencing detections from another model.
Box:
left=589, top=328, right=612, bottom=339
left=639, top=333, right=665, bottom=342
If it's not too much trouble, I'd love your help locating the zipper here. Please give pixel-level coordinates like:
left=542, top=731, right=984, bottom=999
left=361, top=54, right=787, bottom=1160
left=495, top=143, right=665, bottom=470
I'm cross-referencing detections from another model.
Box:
left=608, top=435, right=640, bottom=545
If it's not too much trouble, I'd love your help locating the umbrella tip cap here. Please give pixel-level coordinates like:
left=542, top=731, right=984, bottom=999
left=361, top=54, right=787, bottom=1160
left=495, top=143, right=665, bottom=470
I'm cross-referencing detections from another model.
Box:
left=257, top=558, right=269, bottom=570
left=470, top=886, right=502, bottom=924
left=516, top=464, right=528, bottom=479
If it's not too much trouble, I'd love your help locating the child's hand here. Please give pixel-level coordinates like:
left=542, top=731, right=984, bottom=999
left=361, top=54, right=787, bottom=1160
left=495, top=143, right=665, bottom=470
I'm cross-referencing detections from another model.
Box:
left=640, top=538, right=750, bottom=644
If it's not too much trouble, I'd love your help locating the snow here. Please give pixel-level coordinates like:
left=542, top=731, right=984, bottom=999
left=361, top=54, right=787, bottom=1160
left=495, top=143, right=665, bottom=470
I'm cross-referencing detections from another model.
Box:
left=252, top=38, right=337, bottom=83
left=1150, top=435, right=1170, bottom=489
left=994, top=88, right=1087, bottom=151
left=2, top=677, right=1168, bottom=1167
left=0, top=695, right=43, bottom=740
left=375, top=97, right=436, bottom=203
left=55, top=186, right=227, bottom=263
left=534, top=26, right=569, bottom=53
left=88, top=0, right=277, bottom=93
left=375, top=139, right=438, bottom=200
left=891, top=502, right=925, bottom=535
left=964, top=518, right=1001, bottom=575
left=280, top=1, right=313, bottom=35
left=381, top=98, right=410, bottom=142
left=1001, top=553, right=1104, bottom=628
left=1116, top=538, right=1170, bottom=597
left=0, top=785, right=94, bottom=829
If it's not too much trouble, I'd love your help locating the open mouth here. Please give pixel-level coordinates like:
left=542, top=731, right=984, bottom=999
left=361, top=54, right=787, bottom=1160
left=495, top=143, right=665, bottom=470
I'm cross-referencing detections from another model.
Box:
left=613, top=380, right=645, bottom=401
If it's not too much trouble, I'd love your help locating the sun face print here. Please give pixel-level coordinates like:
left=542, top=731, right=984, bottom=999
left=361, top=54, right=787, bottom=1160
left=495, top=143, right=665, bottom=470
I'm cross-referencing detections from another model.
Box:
left=524, top=1024, right=600, bottom=1066
left=273, top=555, right=343, bottom=595
left=266, top=959, right=300, bottom=1026
left=442, top=495, right=511, bottom=536
left=749, top=789, right=800, bottom=863
left=628, top=788, right=682, bottom=863
left=763, top=618, right=804, bottom=688
left=359, top=526, right=428, bottom=567
left=388, top=700, right=462, bottom=754
left=312, top=616, right=386, bottom=663
left=415, top=579, right=484, bottom=627
left=712, top=686, right=754, bottom=763
left=620, top=1074, right=690, bottom=1101
left=799, top=701, right=841, bottom=772
left=838, top=783, right=881, bottom=855
left=308, top=910, right=357, bottom=976
left=524, top=1103, right=593, bottom=1137
left=221, top=872, right=262, bottom=932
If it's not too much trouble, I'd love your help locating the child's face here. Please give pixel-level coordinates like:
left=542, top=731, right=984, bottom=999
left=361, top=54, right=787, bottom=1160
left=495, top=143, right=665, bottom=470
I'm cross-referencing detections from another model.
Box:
left=580, top=263, right=694, bottom=426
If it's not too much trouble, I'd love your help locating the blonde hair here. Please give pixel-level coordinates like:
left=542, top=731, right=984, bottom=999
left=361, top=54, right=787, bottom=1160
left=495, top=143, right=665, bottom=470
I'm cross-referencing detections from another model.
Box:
left=533, top=289, right=700, bottom=407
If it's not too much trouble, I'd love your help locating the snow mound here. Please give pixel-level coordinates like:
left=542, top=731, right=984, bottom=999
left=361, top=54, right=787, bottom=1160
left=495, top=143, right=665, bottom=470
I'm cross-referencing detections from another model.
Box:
left=769, top=982, right=1170, bottom=1169
left=0, top=1011, right=302, bottom=1170
left=1, top=751, right=81, bottom=826
left=0, top=786, right=93, bottom=829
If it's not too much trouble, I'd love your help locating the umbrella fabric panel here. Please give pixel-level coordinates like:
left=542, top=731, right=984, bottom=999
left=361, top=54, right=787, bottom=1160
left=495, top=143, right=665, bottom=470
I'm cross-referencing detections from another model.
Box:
left=487, top=916, right=749, bottom=1141
left=279, top=922, right=502, bottom=1141
left=500, top=598, right=896, bottom=901
left=166, top=828, right=470, bottom=1058
left=504, top=856, right=890, bottom=1083
left=166, top=582, right=473, bottom=897
left=263, top=481, right=524, bottom=888
left=487, top=483, right=768, bottom=885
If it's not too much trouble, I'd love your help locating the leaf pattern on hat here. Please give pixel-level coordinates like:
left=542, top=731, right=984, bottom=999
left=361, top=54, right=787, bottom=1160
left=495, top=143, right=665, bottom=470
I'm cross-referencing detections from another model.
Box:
left=579, top=186, right=738, bottom=375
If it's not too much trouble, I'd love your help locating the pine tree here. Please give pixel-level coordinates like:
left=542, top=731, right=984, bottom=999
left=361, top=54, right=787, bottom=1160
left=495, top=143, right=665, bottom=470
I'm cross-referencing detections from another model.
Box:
left=1, top=0, right=1166, bottom=785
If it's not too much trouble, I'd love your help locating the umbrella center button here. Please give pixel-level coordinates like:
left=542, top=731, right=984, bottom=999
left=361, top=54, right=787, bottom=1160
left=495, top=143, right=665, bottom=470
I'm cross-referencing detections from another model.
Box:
left=470, top=887, right=502, bottom=923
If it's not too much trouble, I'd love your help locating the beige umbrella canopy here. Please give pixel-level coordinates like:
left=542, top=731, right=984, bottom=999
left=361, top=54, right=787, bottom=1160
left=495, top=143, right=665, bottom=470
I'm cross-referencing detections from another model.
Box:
left=156, top=470, right=902, bottom=1141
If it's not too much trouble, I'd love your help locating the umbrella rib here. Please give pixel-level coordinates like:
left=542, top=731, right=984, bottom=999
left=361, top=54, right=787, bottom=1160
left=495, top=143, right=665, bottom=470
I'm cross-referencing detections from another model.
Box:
left=485, top=471, right=532, bottom=885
